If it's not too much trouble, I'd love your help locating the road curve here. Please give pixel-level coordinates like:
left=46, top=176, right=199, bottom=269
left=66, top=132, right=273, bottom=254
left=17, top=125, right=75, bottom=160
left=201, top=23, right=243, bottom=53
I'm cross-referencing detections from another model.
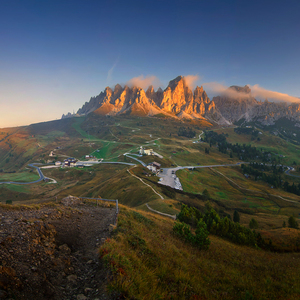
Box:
left=0, top=164, right=46, bottom=185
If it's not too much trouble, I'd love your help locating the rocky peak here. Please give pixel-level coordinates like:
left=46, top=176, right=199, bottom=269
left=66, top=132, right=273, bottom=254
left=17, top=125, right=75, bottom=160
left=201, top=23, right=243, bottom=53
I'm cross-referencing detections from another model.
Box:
left=104, top=86, right=113, bottom=97
left=76, top=75, right=218, bottom=120
left=113, top=84, right=123, bottom=98
left=194, top=86, right=210, bottom=104
left=167, top=76, right=184, bottom=91
left=229, top=85, right=251, bottom=94
left=146, top=85, right=154, bottom=97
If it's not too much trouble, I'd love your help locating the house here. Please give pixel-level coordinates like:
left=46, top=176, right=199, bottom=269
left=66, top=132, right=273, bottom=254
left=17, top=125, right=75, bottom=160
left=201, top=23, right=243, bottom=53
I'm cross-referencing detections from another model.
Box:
left=147, top=162, right=161, bottom=173
left=55, top=161, right=61, bottom=166
left=64, top=157, right=76, bottom=167
left=139, top=146, right=154, bottom=156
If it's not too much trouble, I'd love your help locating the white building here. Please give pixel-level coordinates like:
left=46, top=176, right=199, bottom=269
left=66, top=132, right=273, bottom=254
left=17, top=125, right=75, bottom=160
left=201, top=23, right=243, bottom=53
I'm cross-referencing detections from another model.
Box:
left=139, top=146, right=154, bottom=156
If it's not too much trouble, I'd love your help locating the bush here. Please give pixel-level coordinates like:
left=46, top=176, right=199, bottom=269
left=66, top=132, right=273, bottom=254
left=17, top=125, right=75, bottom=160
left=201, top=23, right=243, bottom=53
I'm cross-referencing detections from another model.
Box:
left=288, top=216, right=299, bottom=229
left=202, top=189, right=210, bottom=200
left=233, top=210, right=240, bottom=223
left=5, top=200, right=12, bottom=205
left=249, top=218, right=259, bottom=229
left=173, top=220, right=210, bottom=250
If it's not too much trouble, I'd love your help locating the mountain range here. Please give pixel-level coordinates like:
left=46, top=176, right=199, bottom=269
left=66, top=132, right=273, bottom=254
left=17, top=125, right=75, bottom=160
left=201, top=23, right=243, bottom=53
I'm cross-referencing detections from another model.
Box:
left=63, top=76, right=300, bottom=127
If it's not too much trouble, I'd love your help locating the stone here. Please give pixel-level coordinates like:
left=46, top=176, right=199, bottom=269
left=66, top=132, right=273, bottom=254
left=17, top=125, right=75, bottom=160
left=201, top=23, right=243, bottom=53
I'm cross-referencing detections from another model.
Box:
left=67, top=274, right=77, bottom=283
left=59, top=244, right=71, bottom=254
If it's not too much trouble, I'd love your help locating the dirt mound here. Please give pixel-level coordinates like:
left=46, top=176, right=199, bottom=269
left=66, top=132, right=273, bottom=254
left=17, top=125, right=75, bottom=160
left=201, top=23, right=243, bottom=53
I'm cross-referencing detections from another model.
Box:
left=0, top=202, right=117, bottom=299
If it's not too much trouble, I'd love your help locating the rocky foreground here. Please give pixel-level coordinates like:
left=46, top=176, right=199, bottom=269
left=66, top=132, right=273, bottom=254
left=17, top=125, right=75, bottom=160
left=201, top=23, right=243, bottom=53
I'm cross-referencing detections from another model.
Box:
left=0, top=199, right=117, bottom=300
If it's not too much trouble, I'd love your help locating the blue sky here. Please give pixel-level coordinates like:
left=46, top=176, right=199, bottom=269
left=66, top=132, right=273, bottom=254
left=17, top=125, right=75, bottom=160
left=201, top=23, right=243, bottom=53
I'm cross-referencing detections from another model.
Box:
left=1, top=0, right=300, bottom=127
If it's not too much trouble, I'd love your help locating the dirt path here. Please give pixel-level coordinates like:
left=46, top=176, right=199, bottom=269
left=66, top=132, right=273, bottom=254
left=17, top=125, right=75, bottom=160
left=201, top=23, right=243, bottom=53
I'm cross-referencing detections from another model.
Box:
left=127, top=168, right=164, bottom=199
left=145, top=203, right=176, bottom=219
left=0, top=202, right=118, bottom=300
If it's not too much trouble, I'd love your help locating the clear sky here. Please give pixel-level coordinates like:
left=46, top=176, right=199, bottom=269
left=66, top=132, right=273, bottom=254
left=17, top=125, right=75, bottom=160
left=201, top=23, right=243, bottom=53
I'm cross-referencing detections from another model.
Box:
left=1, top=0, right=300, bottom=127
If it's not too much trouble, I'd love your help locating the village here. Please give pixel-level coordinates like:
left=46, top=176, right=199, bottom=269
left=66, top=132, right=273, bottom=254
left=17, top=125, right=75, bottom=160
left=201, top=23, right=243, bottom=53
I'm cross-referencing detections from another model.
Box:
left=48, top=145, right=183, bottom=190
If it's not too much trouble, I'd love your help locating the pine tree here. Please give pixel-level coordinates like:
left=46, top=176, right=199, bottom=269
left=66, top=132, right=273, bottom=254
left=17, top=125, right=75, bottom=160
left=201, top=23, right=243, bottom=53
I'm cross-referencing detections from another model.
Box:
left=249, top=218, right=258, bottom=229
left=233, top=210, right=240, bottom=223
left=202, top=189, right=210, bottom=200
left=288, top=216, right=299, bottom=229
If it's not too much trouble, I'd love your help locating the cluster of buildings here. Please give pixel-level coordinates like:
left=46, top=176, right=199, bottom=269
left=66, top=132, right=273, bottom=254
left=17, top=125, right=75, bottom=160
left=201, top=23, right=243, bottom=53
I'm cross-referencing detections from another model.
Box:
left=147, top=162, right=161, bottom=173
left=55, top=157, right=77, bottom=167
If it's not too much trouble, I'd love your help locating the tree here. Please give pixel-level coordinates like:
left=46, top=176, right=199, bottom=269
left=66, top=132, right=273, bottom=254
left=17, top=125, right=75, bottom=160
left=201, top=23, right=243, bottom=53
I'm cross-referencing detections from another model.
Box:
left=282, top=221, right=286, bottom=228
left=249, top=218, right=258, bottom=229
left=233, top=210, right=240, bottom=223
left=202, top=189, right=210, bottom=200
left=288, top=216, right=299, bottom=229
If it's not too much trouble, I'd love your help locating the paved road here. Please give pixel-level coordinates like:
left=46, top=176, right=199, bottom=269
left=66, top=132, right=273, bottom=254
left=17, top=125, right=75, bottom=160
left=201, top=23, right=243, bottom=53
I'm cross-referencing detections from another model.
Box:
left=76, top=160, right=136, bottom=167
left=0, top=164, right=46, bottom=185
left=123, top=154, right=146, bottom=167
left=285, top=166, right=300, bottom=178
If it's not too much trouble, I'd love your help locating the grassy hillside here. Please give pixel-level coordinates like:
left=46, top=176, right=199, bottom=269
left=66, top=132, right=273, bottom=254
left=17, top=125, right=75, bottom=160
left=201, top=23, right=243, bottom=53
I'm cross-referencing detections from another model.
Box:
left=100, top=206, right=300, bottom=299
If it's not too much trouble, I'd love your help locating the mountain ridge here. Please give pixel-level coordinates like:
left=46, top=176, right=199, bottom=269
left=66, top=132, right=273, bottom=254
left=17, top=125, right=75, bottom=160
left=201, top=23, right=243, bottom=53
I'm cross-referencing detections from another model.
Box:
left=63, top=76, right=300, bottom=127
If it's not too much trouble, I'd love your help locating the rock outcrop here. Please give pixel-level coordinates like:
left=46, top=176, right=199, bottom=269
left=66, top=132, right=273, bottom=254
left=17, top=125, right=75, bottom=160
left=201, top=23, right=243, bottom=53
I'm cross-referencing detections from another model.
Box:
left=76, top=76, right=219, bottom=121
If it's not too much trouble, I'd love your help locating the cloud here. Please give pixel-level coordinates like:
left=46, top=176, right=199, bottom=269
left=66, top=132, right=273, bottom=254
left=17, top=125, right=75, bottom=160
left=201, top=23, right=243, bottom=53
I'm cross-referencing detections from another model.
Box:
left=250, top=84, right=300, bottom=103
left=126, top=75, right=162, bottom=90
left=202, top=82, right=300, bottom=103
left=183, top=75, right=200, bottom=89
left=107, top=57, right=119, bottom=83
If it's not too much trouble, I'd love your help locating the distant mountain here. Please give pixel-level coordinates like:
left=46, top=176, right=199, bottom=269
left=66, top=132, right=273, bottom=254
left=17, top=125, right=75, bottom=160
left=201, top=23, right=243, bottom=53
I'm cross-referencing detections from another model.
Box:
left=66, top=76, right=227, bottom=124
left=212, top=86, right=300, bottom=126
left=63, top=76, right=300, bottom=127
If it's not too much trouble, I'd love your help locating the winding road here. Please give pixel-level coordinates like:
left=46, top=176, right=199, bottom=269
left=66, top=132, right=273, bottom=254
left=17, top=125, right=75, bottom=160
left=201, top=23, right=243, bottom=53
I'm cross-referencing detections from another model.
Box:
left=0, top=164, right=46, bottom=185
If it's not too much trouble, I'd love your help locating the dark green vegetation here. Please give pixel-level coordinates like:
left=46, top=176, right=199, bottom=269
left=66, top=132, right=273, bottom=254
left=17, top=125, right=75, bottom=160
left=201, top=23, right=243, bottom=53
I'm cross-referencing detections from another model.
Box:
left=1, top=113, right=300, bottom=298
left=177, top=204, right=267, bottom=249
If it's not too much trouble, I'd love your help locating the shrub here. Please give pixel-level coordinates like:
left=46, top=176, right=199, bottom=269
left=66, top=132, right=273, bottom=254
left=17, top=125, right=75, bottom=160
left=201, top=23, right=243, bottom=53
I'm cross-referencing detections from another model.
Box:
left=288, top=216, right=299, bottom=229
left=233, top=210, right=240, bottom=223
left=249, top=218, right=259, bottom=229
left=173, top=220, right=210, bottom=250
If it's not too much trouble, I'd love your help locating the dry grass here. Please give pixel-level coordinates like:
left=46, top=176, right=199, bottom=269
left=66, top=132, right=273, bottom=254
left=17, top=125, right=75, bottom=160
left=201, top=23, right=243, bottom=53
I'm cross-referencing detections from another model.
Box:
left=100, top=206, right=300, bottom=299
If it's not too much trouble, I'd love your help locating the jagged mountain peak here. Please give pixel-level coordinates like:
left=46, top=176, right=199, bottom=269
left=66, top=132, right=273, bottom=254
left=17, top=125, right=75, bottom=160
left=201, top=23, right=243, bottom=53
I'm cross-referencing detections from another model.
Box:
left=229, top=85, right=251, bottom=94
left=167, top=76, right=186, bottom=91
left=71, top=76, right=300, bottom=127
left=75, top=76, right=219, bottom=122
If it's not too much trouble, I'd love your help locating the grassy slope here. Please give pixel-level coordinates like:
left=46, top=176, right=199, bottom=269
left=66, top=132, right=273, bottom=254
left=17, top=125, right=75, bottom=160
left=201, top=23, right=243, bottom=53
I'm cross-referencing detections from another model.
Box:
left=101, top=206, right=300, bottom=300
